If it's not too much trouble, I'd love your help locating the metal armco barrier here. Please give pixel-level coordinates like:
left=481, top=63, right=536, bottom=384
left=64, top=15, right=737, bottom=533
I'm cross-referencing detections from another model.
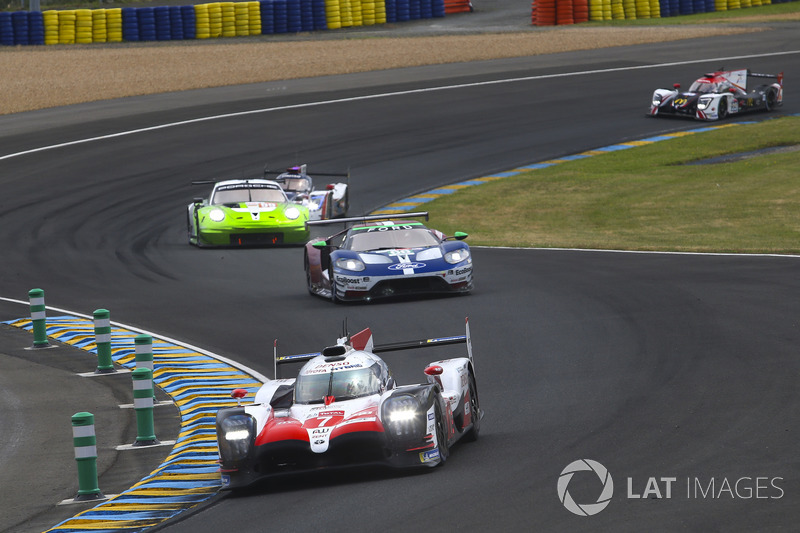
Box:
left=131, top=367, right=159, bottom=446
left=93, top=309, right=115, bottom=373
left=28, top=288, right=49, bottom=348
left=71, top=412, right=105, bottom=501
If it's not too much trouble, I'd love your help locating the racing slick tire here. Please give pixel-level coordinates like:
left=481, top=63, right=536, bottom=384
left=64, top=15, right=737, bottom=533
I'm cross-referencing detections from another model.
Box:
left=434, top=395, right=449, bottom=464
left=304, top=252, right=314, bottom=295
left=765, top=88, right=778, bottom=111
left=718, top=98, right=728, bottom=120
left=463, top=371, right=481, bottom=443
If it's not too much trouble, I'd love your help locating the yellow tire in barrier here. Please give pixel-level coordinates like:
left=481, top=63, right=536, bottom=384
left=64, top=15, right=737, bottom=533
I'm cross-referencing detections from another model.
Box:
left=715, top=0, right=727, bottom=10
left=649, top=0, right=659, bottom=17
left=635, top=0, right=650, bottom=18
left=610, top=0, right=623, bottom=18
left=43, top=10, right=59, bottom=45
left=602, top=0, right=612, bottom=20
left=58, top=10, right=77, bottom=44
left=105, top=8, right=122, bottom=42
left=248, top=2, right=260, bottom=34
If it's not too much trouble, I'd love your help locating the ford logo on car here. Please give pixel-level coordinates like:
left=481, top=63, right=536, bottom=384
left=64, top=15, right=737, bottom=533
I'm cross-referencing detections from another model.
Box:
left=388, top=262, right=426, bottom=270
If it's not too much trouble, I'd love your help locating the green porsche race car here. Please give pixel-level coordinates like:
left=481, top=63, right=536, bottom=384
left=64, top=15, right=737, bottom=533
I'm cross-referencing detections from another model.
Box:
left=187, top=178, right=310, bottom=247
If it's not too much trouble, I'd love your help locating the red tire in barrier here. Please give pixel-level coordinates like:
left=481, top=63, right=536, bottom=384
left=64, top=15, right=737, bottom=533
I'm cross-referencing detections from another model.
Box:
left=556, top=0, right=574, bottom=24
left=573, top=0, right=589, bottom=21
left=535, top=0, right=556, bottom=24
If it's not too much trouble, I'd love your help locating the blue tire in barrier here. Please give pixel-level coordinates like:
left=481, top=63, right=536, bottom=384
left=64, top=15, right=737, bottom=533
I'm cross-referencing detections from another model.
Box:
left=168, top=6, right=184, bottom=40
left=0, top=12, right=14, bottom=46
left=180, top=5, right=195, bottom=39
left=154, top=6, right=171, bottom=40
left=138, top=7, right=157, bottom=41
left=312, top=0, right=327, bottom=29
left=27, top=11, right=45, bottom=44
left=432, top=0, right=445, bottom=17
left=396, top=0, right=410, bottom=21
left=12, top=11, right=29, bottom=45
left=261, top=0, right=275, bottom=33
left=385, top=0, right=397, bottom=22
left=668, top=0, right=679, bottom=15
left=122, top=7, right=140, bottom=41
left=300, top=0, right=314, bottom=31
left=678, top=0, right=693, bottom=14
left=703, top=0, right=714, bottom=11
left=658, top=0, right=670, bottom=16
left=273, top=0, right=288, bottom=33
left=691, top=0, right=705, bottom=13
left=420, top=0, right=433, bottom=18
left=409, top=0, right=421, bottom=19
left=287, top=0, right=302, bottom=32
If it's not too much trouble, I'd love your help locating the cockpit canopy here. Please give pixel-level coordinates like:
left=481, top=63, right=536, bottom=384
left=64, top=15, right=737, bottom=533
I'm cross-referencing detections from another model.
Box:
left=295, top=360, right=384, bottom=404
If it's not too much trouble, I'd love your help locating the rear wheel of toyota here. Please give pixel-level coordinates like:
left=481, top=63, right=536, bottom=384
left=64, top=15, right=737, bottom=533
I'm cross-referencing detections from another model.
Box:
left=434, top=397, right=449, bottom=464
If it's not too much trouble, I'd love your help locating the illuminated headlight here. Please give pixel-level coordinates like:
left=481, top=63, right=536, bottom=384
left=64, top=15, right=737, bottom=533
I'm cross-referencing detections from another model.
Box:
left=285, top=206, right=301, bottom=220
left=216, top=414, right=254, bottom=462
left=382, top=396, right=423, bottom=438
left=335, top=257, right=365, bottom=272
left=444, top=248, right=471, bottom=264
left=697, top=96, right=713, bottom=110
left=652, top=94, right=662, bottom=106
left=209, top=209, right=226, bottom=222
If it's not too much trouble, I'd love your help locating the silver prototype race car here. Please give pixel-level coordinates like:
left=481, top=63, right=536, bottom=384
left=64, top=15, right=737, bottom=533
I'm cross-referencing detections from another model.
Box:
left=215, top=318, right=482, bottom=490
left=649, top=68, right=783, bottom=121
left=266, top=164, right=349, bottom=221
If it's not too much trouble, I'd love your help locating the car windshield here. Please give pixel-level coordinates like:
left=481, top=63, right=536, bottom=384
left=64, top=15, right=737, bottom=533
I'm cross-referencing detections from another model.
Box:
left=295, top=366, right=382, bottom=404
left=211, top=187, right=286, bottom=205
left=280, top=178, right=310, bottom=192
left=345, top=227, right=439, bottom=252
left=688, top=81, right=716, bottom=94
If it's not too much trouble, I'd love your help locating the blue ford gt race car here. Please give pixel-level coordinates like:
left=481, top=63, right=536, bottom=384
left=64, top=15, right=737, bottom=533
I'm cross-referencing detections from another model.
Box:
left=304, top=212, right=473, bottom=302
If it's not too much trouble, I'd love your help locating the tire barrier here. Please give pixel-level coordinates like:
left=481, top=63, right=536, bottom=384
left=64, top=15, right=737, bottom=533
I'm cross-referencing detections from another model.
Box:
left=0, top=0, right=446, bottom=45
left=584, top=0, right=782, bottom=21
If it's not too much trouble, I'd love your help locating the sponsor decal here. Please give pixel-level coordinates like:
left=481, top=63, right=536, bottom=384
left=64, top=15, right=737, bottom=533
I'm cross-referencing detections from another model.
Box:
left=336, top=276, right=362, bottom=285
left=388, top=262, right=426, bottom=270
left=420, top=449, right=440, bottom=463
left=454, top=267, right=472, bottom=276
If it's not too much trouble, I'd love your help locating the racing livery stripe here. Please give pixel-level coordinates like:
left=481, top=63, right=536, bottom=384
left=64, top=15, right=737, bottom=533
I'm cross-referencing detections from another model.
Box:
left=3, top=315, right=263, bottom=533
left=370, top=122, right=755, bottom=216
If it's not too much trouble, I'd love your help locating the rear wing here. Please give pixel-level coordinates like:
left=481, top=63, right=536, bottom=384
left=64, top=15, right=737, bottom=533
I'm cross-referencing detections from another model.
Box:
left=264, top=164, right=350, bottom=180
left=273, top=317, right=473, bottom=379
left=306, top=211, right=429, bottom=230
left=749, top=71, right=784, bottom=86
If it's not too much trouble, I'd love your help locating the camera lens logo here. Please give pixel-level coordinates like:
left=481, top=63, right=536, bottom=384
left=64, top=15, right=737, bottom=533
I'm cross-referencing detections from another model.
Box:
left=557, top=459, right=614, bottom=516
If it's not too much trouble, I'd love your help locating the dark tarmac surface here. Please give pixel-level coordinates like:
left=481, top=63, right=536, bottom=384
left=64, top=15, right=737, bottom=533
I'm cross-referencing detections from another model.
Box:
left=0, top=322, right=179, bottom=533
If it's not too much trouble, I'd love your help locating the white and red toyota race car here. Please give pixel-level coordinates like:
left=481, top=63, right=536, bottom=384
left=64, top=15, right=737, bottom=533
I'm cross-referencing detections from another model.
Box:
left=215, top=319, right=481, bottom=490
left=649, top=68, right=783, bottom=121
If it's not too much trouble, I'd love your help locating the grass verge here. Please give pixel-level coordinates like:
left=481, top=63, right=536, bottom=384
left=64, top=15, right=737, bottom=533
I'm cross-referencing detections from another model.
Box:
left=424, top=116, right=800, bottom=254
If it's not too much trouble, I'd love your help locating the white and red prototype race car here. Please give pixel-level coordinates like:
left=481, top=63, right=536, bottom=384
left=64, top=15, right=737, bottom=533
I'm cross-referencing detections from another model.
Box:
left=215, top=319, right=481, bottom=490
left=266, top=164, right=349, bottom=221
left=649, top=68, right=783, bottom=121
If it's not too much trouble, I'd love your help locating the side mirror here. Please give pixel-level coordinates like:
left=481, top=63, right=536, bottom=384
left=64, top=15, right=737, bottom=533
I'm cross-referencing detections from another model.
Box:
left=445, top=232, right=468, bottom=241
left=312, top=241, right=328, bottom=249
left=673, top=83, right=681, bottom=90
left=193, top=197, right=204, bottom=204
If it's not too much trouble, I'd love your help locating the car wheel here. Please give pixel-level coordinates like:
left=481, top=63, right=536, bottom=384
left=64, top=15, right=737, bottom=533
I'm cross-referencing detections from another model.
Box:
left=718, top=98, right=728, bottom=119
left=765, top=89, right=777, bottom=111
left=463, top=372, right=481, bottom=442
left=304, top=252, right=314, bottom=295
left=434, top=395, right=449, bottom=464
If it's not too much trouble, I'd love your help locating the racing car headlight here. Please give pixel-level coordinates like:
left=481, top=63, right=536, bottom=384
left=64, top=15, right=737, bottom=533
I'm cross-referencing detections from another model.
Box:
left=335, top=257, right=365, bottom=272
left=652, top=94, right=662, bottom=106
left=382, top=395, right=424, bottom=438
left=414, top=248, right=443, bottom=261
left=216, top=414, right=255, bottom=462
left=444, top=248, right=471, bottom=264
left=697, top=96, right=713, bottom=110
left=284, top=206, right=301, bottom=220
left=209, top=208, right=226, bottom=222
